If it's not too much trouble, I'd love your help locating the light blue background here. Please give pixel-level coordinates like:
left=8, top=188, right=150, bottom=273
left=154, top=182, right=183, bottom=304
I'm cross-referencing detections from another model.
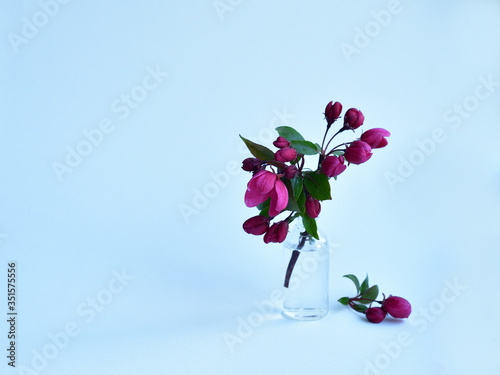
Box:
left=1, top=0, right=499, bottom=374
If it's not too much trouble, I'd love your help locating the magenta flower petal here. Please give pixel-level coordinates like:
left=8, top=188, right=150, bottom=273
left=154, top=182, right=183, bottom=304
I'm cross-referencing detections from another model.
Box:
left=275, top=147, right=297, bottom=162
left=360, top=128, right=391, bottom=149
left=268, top=178, right=288, bottom=217
left=276, top=221, right=289, bottom=242
left=322, top=155, right=347, bottom=177
left=263, top=221, right=289, bottom=243
left=273, top=136, right=290, bottom=148
left=343, top=108, right=364, bottom=129
left=377, top=138, right=388, bottom=148
left=249, top=170, right=277, bottom=194
left=344, top=141, right=373, bottom=164
left=337, top=164, right=347, bottom=175
left=305, top=196, right=321, bottom=218
left=365, top=307, right=387, bottom=323
left=243, top=216, right=270, bottom=235
left=244, top=189, right=271, bottom=207
left=244, top=170, right=278, bottom=207
left=242, top=157, right=263, bottom=172
left=284, top=165, right=298, bottom=179
left=382, top=296, right=412, bottom=319
left=324, top=101, right=342, bottom=126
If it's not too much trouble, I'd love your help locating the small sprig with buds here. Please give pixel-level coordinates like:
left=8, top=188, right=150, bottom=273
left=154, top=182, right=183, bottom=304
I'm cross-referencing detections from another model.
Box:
left=338, top=274, right=412, bottom=323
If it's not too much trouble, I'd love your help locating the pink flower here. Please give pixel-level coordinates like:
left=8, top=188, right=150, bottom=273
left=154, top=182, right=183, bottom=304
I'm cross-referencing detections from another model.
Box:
left=275, top=147, right=297, bottom=162
left=360, top=128, right=391, bottom=149
left=322, top=155, right=347, bottom=177
left=243, top=216, right=270, bottom=235
left=325, top=101, right=342, bottom=126
left=273, top=136, right=290, bottom=148
left=305, top=196, right=321, bottom=218
left=344, top=141, right=372, bottom=164
left=365, top=307, right=387, bottom=323
left=264, top=220, right=289, bottom=243
left=244, top=170, right=289, bottom=217
left=343, top=108, right=364, bottom=130
left=382, top=296, right=412, bottom=319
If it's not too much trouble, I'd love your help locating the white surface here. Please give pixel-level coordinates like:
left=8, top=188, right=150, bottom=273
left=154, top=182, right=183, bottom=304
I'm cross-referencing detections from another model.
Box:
left=1, top=1, right=499, bottom=374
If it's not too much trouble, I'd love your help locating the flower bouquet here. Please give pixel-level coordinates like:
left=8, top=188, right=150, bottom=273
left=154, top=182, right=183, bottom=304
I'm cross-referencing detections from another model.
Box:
left=240, top=100, right=393, bottom=319
left=241, top=102, right=390, bottom=243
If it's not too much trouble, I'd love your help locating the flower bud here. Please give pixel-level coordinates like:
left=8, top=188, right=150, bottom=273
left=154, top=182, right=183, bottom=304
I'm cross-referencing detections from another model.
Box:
left=344, top=141, right=372, bottom=164
left=360, top=128, right=391, bottom=149
left=382, top=296, right=412, bottom=319
left=321, top=155, right=346, bottom=177
left=343, top=108, right=364, bottom=130
left=242, top=158, right=262, bottom=172
left=273, top=136, right=290, bottom=148
left=305, top=196, right=321, bottom=218
left=275, top=147, right=297, bottom=162
left=243, top=215, right=270, bottom=235
left=263, top=220, right=289, bottom=244
left=325, top=101, right=342, bottom=126
left=365, top=307, right=387, bottom=323
left=283, top=165, right=298, bottom=179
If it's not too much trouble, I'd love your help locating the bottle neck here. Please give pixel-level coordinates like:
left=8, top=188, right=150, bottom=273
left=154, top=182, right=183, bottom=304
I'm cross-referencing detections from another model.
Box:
left=285, top=219, right=326, bottom=250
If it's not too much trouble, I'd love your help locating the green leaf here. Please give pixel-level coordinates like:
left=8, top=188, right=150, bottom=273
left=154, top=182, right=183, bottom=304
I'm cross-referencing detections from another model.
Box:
left=303, top=172, right=332, bottom=201
left=259, top=206, right=270, bottom=217
left=352, top=303, right=368, bottom=313
left=256, top=198, right=270, bottom=211
left=275, top=126, right=305, bottom=142
left=359, top=285, right=379, bottom=305
left=360, top=275, right=369, bottom=295
left=285, top=195, right=300, bottom=212
left=302, top=214, right=319, bottom=240
left=290, top=176, right=303, bottom=201
left=331, top=150, right=344, bottom=156
left=290, top=140, right=321, bottom=155
left=296, top=190, right=306, bottom=215
left=283, top=178, right=300, bottom=212
left=338, top=297, right=350, bottom=306
left=240, top=135, right=275, bottom=161
left=343, top=274, right=360, bottom=294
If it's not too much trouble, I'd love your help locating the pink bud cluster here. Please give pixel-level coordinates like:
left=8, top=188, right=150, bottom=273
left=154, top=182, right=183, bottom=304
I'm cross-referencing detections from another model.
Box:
left=365, top=296, right=412, bottom=323
left=321, top=101, right=390, bottom=169
left=243, top=216, right=289, bottom=244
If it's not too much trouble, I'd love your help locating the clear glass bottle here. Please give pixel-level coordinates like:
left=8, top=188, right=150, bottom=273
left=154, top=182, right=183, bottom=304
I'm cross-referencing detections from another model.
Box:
left=282, top=221, right=329, bottom=320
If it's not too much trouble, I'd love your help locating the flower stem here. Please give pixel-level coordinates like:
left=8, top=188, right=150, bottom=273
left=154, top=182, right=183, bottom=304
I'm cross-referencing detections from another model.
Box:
left=320, top=125, right=331, bottom=153
left=319, top=125, right=333, bottom=168
left=283, top=233, right=307, bottom=288
left=350, top=297, right=384, bottom=304
left=324, top=128, right=346, bottom=153
left=299, top=154, right=305, bottom=172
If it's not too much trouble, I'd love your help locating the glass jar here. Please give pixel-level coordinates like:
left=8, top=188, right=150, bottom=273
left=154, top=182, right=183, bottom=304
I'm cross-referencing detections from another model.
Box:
left=282, top=221, right=330, bottom=320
